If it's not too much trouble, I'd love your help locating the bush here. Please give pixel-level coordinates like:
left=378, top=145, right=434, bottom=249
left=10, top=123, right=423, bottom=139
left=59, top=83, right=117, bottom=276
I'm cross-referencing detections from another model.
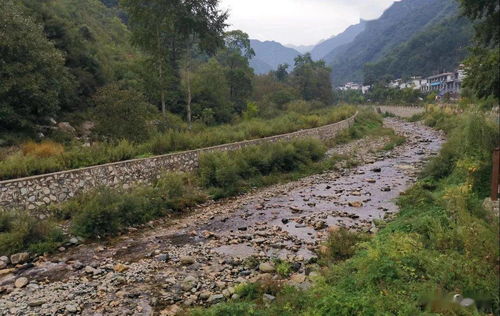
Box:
left=21, top=141, right=64, bottom=158
left=93, top=84, right=157, bottom=142
left=198, top=139, right=326, bottom=198
left=320, top=228, right=370, bottom=263
left=0, top=210, right=64, bottom=256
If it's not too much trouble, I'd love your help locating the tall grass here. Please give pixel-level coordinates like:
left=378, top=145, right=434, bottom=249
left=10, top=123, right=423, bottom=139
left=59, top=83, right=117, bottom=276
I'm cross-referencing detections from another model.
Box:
left=198, top=139, right=327, bottom=199
left=0, top=106, right=355, bottom=180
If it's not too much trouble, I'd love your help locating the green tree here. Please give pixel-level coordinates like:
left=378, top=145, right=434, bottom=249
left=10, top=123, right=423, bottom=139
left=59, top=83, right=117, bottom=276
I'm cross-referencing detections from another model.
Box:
left=275, top=64, right=289, bottom=82
left=217, top=31, right=255, bottom=114
left=122, top=0, right=227, bottom=116
left=0, top=1, right=71, bottom=131
left=93, top=85, right=157, bottom=142
left=291, top=53, right=334, bottom=105
left=191, top=58, right=232, bottom=123
left=460, top=0, right=499, bottom=100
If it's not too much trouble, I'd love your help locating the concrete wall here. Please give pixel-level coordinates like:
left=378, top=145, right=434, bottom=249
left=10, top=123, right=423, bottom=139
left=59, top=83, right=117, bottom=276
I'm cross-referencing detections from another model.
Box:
left=0, top=113, right=357, bottom=210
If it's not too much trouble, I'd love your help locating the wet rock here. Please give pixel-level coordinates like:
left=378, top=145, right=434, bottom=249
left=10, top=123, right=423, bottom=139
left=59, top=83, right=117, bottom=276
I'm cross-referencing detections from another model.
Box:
left=237, top=226, right=248, bottom=231
left=180, top=256, right=195, bottom=265
left=15, top=277, right=29, bottom=288
left=259, top=262, right=275, bottom=273
left=313, top=221, right=327, bottom=230
left=281, top=218, right=289, bottom=224
left=348, top=201, right=363, bottom=208
left=371, top=168, right=382, bottom=173
left=10, top=252, right=29, bottom=265
left=366, top=179, right=377, bottom=183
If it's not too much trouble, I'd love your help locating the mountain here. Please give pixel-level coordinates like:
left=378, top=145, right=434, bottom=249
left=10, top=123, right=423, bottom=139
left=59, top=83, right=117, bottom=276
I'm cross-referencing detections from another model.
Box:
left=364, top=15, right=473, bottom=84
left=249, top=40, right=301, bottom=75
left=324, top=0, right=462, bottom=85
left=285, top=44, right=315, bottom=54
left=310, top=20, right=367, bottom=61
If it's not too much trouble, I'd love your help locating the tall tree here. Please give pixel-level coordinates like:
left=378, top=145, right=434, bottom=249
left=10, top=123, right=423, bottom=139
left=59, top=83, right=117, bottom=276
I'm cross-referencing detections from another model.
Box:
left=291, top=53, right=334, bottom=105
left=459, top=0, right=499, bottom=99
left=0, top=0, right=71, bottom=131
left=122, top=0, right=227, bottom=117
left=217, top=30, right=255, bottom=114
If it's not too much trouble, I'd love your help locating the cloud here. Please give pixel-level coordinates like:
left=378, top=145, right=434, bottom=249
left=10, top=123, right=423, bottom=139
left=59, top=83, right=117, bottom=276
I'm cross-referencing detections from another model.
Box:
left=219, top=0, right=397, bottom=45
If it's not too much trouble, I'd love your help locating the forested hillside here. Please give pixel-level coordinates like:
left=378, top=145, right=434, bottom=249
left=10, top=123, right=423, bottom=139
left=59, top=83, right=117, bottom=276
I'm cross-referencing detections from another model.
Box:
left=364, top=15, right=473, bottom=84
left=324, top=0, right=465, bottom=85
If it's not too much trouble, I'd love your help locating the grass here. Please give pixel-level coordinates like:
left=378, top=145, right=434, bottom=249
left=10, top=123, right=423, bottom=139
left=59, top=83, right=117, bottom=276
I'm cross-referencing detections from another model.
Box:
left=0, top=106, right=356, bottom=180
left=193, top=106, right=499, bottom=315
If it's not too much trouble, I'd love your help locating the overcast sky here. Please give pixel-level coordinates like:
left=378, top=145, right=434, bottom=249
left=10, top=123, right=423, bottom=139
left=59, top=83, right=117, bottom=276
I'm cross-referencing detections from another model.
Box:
left=219, top=0, right=398, bottom=46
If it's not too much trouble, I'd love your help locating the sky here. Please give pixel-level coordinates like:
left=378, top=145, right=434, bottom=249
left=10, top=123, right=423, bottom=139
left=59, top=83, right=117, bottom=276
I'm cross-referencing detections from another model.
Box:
left=219, top=0, right=398, bottom=46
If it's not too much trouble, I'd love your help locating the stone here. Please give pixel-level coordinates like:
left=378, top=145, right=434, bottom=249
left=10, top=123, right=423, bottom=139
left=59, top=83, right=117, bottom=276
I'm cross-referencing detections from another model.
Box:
left=15, top=277, right=29, bottom=288
left=207, top=294, right=225, bottom=304
left=263, top=294, right=276, bottom=302
left=348, top=201, right=363, bottom=208
left=66, top=304, right=78, bottom=313
left=181, top=275, right=197, bottom=291
left=259, top=262, right=275, bottom=273
left=113, top=264, right=128, bottom=273
left=199, top=291, right=212, bottom=300
left=10, top=252, right=29, bottom=265
left=180, top=256, right=195, bottom=265
left=57, top=122, right=76, bottom=134
left=155, top=254, right=170, bottom=262
left=160, top=304, right=182, bottom=316
left=0, top=268, right=15, bottom=276
left=289, top=274, right=306, bottom=284
left=69, top=237, right=79, bottom=245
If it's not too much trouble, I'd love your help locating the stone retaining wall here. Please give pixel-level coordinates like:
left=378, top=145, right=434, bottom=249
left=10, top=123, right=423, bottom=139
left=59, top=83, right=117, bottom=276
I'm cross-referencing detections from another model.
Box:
left=0, top=112, right=357, bottom=210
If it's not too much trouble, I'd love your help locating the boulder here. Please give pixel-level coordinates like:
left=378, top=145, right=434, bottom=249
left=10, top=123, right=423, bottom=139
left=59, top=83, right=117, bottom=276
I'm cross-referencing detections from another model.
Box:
left=10, top=252, right=29, bottom=265
left=57, top=122, right=76, bottom=134
left=258, top=262, right=275, bottom=273
left=15, top=277, right=29, bottom=288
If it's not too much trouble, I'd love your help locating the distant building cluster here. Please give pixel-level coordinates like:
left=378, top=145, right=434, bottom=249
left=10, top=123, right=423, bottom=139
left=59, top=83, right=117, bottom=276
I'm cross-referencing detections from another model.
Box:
left=338, top=65, right=466, bottom=98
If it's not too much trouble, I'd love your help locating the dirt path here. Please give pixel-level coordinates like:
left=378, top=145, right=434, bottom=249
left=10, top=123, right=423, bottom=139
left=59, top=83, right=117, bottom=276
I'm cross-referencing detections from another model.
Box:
left=0, top=118, right=444, bottom=316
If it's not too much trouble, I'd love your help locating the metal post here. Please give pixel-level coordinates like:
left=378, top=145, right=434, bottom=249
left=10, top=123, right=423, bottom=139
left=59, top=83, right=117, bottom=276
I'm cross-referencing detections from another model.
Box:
left=491, top=147, right=500, bottom=201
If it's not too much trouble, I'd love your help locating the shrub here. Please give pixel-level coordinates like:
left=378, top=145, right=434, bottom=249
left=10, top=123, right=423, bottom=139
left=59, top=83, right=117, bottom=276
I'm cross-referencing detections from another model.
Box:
left=21, top=141, right=64, bottom=158
left=93, top=84, right=157, bottom=142
left=198, top=139, right=326, bottom=198
left=321, top=228, right=370, bottom=263
left=0, top=210, right=64, bottom=256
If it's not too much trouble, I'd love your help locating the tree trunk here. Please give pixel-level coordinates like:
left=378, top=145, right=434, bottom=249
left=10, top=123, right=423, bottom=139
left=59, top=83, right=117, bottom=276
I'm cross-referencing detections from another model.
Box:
left=157, top=25, right=166, bottom=115
left=186, top=35, right=192, bottom=129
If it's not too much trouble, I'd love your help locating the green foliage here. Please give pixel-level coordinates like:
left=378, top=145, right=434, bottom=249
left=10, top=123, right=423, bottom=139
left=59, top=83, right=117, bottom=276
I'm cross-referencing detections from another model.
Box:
left=462, top=48, right=500, bottom=100
left=93, top=85, right=157, bottom=142
left=321, top=228, right=370, bottom=263
left=60, top=172, right=205, bottom=239
left=459, top=0, right=499, bottom=101
left=0, top=106, right=355, bottom=180
left=363, top=16, right=472, bottom=84
left=291, top=54, right=334, bottom=105
left=332, top=109, right=383, bottom=145
left=198, top=139, right=326, bottom=198
left=0, top=210, right=64, bottom=256
left=275, top=260, right=293, bottom=278
left=0, top=0, right=71, bottom=131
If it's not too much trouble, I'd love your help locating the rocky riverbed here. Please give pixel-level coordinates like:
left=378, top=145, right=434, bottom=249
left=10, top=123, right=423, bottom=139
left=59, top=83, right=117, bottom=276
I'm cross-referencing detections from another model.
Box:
left=0, top=118, right=444, bottom=316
